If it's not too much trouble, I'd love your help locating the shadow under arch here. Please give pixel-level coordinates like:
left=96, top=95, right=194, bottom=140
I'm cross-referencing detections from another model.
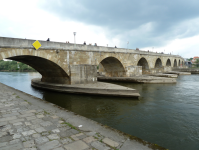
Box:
left=6, top=55, right=70, bottom=84
left=98, top=56, right=125, bottom=77
left=179, top=60, right=181, bottom=66
left=166, top=59, right=171, bottom=66
left=137, top=57, right=149, bottom=74
left=154, top=58, right=162, bottom=68
left=173, top=59, right=177, bottom=67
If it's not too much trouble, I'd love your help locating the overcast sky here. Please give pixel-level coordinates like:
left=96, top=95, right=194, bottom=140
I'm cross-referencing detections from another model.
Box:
left=0, top=0, right=199, bottom=58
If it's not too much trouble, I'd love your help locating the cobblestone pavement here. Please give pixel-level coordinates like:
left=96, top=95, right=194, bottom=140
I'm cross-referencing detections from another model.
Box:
left=0, top=83, right=157, bottom=150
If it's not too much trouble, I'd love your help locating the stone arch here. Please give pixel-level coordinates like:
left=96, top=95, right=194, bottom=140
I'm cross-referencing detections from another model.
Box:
left=137, top=57, right=149, bottom=74
left=0, top=49, right=70, bottom=84
left=182, top=61, right=184, bottom=66
left=98, top=56, right=125, bottom=77
left=178, top=60, right=181, bottom=66
left=154, top=58, right=162, bottom=68
left=166, top=59, right=171, bottom=66
left=173, top=59, right=177, bottom=67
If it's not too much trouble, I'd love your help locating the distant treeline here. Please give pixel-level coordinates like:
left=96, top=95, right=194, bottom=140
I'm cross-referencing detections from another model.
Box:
left=0, top=60, right=36, bottom=72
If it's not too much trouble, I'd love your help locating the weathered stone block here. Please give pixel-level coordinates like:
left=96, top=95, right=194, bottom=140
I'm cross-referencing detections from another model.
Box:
left=70, top=64, right=97, bottom=85
left=125, top=66, right=142, bottom=76
left=64, top=140, right=89, bottom=150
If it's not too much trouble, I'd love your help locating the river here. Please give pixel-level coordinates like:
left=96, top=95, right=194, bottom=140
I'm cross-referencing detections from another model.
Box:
left=0, top=72, right=198, bottom=150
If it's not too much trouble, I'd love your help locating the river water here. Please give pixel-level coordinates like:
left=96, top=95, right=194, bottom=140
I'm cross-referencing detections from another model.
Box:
left=0, top=72, right=198, bottom=150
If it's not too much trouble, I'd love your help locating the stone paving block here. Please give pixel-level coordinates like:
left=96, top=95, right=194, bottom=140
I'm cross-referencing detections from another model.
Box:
left=45, top=125, right=57, bottom=131
left=71, top=135, right=79, bottom=141
left=1, top=125, right=12, bottom=131
left=0, top=135, right=13, bottom=143
left=37, top=115, right=44, bottom=118
left=0, top=132, right=7, bottom=138
left=91, top=141, right=110, bottom=150
left=23, top=140, right=35, bottom=148
left=0, top=121, right=7, bottom=126
left=0, top=143, right=23, bottom=150
left=13, top=133, right=22, bottom=139
left=31, top=118, right=43, bottom=124
left=42, top=117, right=53, bottom=121
left=85, top=132, right=96, bottom=136
left=25, top=122, right=32, bottom=126
left=61, top=138, right=73, bottom=145
left=9, top=139, right=21, bottom=145
left=0, top=142, right=8, bottom=148
left=52, top=129, right=60, bottom=133
left=22, top=130, right=36, bottom=136
left=17, top=128, right=24, bottom=133
left=59, top=121, right=64, bottom=124
left=48, top=134, right=60, bottom=140
left=83, top=136, right=97, bottom=144
left=53, top=147, right=65, bottom=150
left=23, top=148, right=37, bottom=150
left=59, top=130, right=73, bottom=138
left=29, top=124, right=41, bottom=130
left=9, top=118, right=25, bottom=124
left=32, top=133, right=41, bottom=138
left=35, top=127, right=47, bottom=133
left=64, top=140, right=89, bottom=150
left=26, top=116, right=37, bottom=121
left=2, top=112, right=20, bottom=117
left=40, top=121, right=52, bottom=127
left=77, top=134, right=87, bottom=140
left=19, top=113, right=35, bottom=118
left=0, top=116, right=17, bottom=122
left=38, top=140, right=61, bottom=150
left=102, top=137, right=119, bottom=147
left=58, top=126, right=71, bottom=131
left=35, top=136, right=49, bottom=145
left=70, top=129, right=79, bottom=134
left=51, top=115, right=58, bottom=119
left=13, top=122, right=23, bottom=126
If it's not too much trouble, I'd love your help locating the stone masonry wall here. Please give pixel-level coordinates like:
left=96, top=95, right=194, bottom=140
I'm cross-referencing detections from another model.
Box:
left=70, top=65, right=97, bottom=85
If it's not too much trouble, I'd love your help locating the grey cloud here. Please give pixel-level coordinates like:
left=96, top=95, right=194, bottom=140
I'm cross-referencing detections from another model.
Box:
left=40, top=0, right=199, bottom=48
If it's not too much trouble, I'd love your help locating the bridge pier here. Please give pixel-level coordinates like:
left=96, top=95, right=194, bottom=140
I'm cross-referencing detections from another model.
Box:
left=70, top=64, right=97, bottom=85
left=125, top=66, right=142, bottom=77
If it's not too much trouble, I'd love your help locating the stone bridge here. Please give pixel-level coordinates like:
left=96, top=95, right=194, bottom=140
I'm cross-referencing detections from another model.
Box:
left=0, top=37, right=184, bottom=85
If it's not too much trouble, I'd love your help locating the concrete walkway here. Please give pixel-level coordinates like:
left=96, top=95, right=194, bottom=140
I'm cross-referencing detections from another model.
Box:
left=0, top=82, right=166, bottom=150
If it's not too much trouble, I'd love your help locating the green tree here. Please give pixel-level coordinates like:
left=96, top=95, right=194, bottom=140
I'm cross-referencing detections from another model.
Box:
left=195, top=59, right=199, bottom=67
left=0, top=60, right=36, bottom=72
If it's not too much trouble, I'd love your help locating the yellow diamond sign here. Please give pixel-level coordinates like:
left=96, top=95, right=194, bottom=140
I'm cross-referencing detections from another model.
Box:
left=32, top=40, right=41, bottom=50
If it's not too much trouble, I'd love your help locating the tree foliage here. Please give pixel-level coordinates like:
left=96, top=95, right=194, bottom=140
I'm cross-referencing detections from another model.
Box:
left=0, top=60, right=36, bottom=72
left=194, top=59, right=199, bottom=67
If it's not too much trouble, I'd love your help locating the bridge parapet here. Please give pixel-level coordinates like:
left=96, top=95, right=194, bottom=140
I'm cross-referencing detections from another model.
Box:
left=0, top=37, right=183, bottom=58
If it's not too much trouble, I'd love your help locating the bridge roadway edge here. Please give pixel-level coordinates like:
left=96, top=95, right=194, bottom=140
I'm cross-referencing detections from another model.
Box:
left=0, top=81, right=166, bottom=150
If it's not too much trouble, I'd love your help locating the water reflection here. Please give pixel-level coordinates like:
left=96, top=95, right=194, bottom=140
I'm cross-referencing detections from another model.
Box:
left=0, top=72, right=199, bottom=150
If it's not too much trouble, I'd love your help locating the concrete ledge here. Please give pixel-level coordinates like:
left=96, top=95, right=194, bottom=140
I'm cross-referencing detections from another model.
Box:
left=149, top=73, right=178, bottom=78
left=97, top=76, right=177, bottom=84
left=165, top=71, right=191, bottom=75
left=31, top=78, right=140, bottom=98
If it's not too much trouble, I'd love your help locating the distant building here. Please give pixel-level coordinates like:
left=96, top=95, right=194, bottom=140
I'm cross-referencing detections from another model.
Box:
left=185, top=61, right=192, bottom=68
left=191, top=56, right=199, bottom=63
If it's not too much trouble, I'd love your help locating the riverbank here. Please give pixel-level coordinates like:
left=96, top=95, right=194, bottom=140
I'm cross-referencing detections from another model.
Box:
left=0, top=82, right=166, bottom=150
